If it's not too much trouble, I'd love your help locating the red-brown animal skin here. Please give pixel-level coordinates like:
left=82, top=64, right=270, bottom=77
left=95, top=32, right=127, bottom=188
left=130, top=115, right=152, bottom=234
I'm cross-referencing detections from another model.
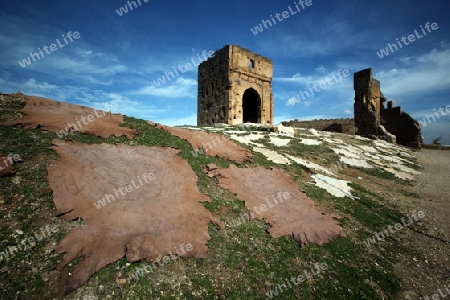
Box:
left=205, top=164, right=346, bottom=246
left=48, top=140, right=223, bottom=294
left=148, top=121, right=252, bottom=164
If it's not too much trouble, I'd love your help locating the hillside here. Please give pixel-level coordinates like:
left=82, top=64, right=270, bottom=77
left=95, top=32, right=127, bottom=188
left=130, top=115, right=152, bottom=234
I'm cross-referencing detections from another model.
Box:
left=0, top=93, right=449, bottom=300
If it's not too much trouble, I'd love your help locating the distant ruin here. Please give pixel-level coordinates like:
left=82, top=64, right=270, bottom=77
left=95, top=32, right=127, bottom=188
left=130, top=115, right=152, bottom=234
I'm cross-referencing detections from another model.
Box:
left=197, top=49, right=422, bottom=148
left=354, top=68, right=422, bottom=148
left=197, top=45, right=274, bottom=126
left=282, top=118, right=356, bottom=135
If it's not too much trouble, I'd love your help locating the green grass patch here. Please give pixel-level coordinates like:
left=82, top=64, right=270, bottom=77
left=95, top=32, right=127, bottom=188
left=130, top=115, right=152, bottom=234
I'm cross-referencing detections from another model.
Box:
left=0, top=108, right=415, bottom=299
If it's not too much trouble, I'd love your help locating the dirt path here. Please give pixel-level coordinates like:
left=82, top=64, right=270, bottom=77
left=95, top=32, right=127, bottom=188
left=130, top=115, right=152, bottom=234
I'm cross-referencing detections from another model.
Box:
left=396, top=149, right=450, bottom=299
left=415, top=150, right=450, bottom=237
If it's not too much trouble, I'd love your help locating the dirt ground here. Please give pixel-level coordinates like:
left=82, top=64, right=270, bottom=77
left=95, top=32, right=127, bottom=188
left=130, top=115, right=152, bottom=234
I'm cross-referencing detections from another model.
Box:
left=395, top=149, right=450, bottom=299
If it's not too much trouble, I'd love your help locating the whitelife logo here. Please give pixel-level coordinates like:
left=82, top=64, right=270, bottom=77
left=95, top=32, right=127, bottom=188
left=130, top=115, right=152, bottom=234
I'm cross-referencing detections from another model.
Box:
left=0, top=153, right=21, bottom=171
left=18, top=31, right=81, bottom=68
left=131, top=243, right=194, bottom=280
left=56, top=102, right=118, bottom=138
left=286, top=69, right=350, bottom=106
left=93, top=172, right=156, bottom=209
left=250, top=0, right=313, bottom=35
left=415, top=104, right=450, bottom=129
left=422, top=283, right=450, bottom=300
left=266, top=263, right=328, bottom=298
left=376, top=22, right=439, bottom=58
left=152, top=50, right=215, bottom=87
left=228, top=192, right=291, bottom=227
left=116, top=0, right=149, bottom=16
left=363, top=210, right=425, bottom=247
left=0, top=225, right=59, bottom=263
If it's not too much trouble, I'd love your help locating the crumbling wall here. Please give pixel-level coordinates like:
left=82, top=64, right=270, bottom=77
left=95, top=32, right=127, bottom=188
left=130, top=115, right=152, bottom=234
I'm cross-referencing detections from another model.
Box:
left=353, top=69, right=385, bottom=138
left=381, top=101, right=423, bottom=148
left=282, top=118, right=355, bottom=135
left=228, top=46, right=273, bottom=125
left=353, top=68, right=422, bottom=148
left=197, top=47, right=230, bottom=125
left=197, top=45, right=273, bottom=126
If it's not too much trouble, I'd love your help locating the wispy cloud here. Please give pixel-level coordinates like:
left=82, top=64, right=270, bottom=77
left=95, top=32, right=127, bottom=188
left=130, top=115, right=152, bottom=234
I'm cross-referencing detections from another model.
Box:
left=132, top=78, right=197, bottom=98
left=274, top=114, right=293, bottom=124
left=277, top=68, right=352, bottom=108
left=375, top=44, right=450, bottom=96
left=0, top=78, right=170, bottom=120
left=156, top=114, right=197, bottom=126
left=296, top=115, right=329, bottom=121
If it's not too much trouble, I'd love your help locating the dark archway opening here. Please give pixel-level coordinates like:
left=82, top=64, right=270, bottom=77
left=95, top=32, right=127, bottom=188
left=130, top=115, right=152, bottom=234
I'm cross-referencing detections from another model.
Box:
left=242, top=88, right=261, bottom=123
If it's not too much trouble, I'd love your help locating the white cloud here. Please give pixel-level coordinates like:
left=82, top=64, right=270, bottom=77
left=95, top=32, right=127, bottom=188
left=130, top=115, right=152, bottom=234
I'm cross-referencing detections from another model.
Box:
left=274, top=114, right=293, bottom=124
left=155, top=114, right=197, bottom=126
left=285, top=95, right=313, bottom=107
left=286, top=97, right=300, bottom=106
left=89, top=93, right=170, bottom=119
left=275, top=69, right=351, bottom=87
left=281, top=69, right=352, bottom=107
left=296, top=115, right=329, bottom=121
left=133, top=77, right=197, bottom=98
left=375, top=46, right=450, bottom=96
left=22, top=78, right=58, bottom=93
left=0, top=77, right=173, bottom=121
left=315, top=65, right=327, bottom=74
left=275, top=73, right=314, bottom=84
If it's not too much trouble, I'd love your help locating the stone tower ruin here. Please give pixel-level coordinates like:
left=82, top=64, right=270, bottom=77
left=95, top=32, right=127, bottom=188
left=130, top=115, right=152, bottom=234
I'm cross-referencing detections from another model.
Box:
left=354, top=68, right=422, bottom=148
left=197, top=45, right=274, bottom=126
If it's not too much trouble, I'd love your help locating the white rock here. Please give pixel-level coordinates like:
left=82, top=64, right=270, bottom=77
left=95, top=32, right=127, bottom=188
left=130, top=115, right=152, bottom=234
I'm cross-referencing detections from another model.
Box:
left=268, top=136, right=291, bottom=147
left=390, top=164, right=421, bottom=175
left=285, top=154, right=334, bottom=176
left=383, top=167, right=415, bottom=181
left=309, top=128, right=320, bottom=137
left=299, top=139, right=322, bottom=146
left=275, top=124, right=295, bottom=136
left=340, top=157, right=373, bottom=169
left=253, top=147, right=292, bottom=165
left=228, top=134, right=265, bottom=147
left=311, top=174, right=354, bottom=198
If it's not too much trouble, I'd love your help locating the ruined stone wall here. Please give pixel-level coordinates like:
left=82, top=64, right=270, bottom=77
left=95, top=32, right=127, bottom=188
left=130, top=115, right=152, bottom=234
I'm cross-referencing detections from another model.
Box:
left=353, top=68, right=382, bottom=137
left=228, top=46, right=273, bottom=125
left=282, top=118, right=355, bottom=135
left=381, top=103, right=423, bottom=148
left=354, top=68, right=422, bottom=148
left=197, top=45, right=273, bottom=126
left=197, top=47, right=230, bottom=125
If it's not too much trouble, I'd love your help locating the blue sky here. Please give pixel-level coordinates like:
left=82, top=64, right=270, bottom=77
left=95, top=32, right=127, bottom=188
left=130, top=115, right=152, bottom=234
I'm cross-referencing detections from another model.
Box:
left=0, top=0, right=449, bottom=143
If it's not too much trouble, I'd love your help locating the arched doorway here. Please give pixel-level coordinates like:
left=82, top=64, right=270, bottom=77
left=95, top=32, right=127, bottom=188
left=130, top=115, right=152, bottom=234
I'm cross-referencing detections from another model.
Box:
left=242, top=88, right=261, bottom=123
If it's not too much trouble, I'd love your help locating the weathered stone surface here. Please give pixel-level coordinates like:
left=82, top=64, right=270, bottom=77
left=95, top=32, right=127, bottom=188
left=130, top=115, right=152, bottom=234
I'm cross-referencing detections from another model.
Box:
left=354, top=68, right=383, bottom=138
left=353, top=68, right=422, bottom=148
left=282, top=118, right=356, bottom=135
left=197, top=45, right=274, bottom=126
left=381, top=102, right=423, bottom=148
left=273, top=123, right=295, bottom=135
